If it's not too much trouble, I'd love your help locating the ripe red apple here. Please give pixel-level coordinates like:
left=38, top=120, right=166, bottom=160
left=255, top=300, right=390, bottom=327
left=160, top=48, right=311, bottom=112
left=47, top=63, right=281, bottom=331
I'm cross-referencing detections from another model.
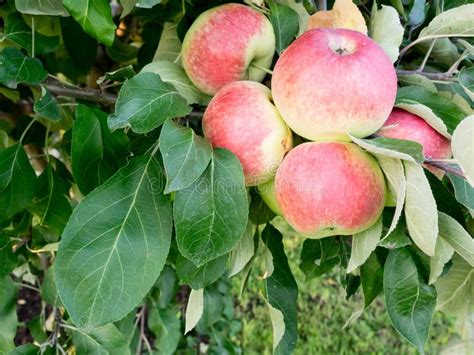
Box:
left=376, top=108, right=452, bottom=176
left=203, top=81, right=293, bottom=186
left=275, top=142, right=386, bottom=237
left=272, top=28, right=397, bottom=141
left=181, top=3, right=275, bottom=96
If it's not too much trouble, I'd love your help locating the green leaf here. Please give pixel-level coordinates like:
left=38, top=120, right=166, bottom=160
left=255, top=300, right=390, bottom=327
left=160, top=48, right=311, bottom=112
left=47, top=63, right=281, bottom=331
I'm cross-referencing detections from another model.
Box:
left=448, top=173, right=474, bottom=209
left=97, top=65, right=136, bottom=85
left=0, top=276, right=17, bottom=352
left=159, top=119, right=212, bottom=194
left=418, top=4, right=474, bottom=41
left=299, top=237, right=341, bottom=280
left=184, top=288, right=204, bottom=334
left=148, top=308, right=181, bottom=355
left=347, top=218, right=383, bottom=273
left=120, top=0, right=137, bottom=17
left=370, top=5, right=404, bottom=63
left=262, top=224, right=298, bottom=355
left=452, top=116, right=474, bottom=186
left=176, top=253, right=227, bottom=290
left=41, top=264, right=62, bottom=306
left=396, top=86, right=466, bottom=135
left=438, top=212, right=474, bottom=267
left=376, top=156, right=406, bottom=237
left=436, top=254, right=473, bottom=320
left=106, top=38, right=139, bottom=62
left=0, top=143, right=37, bottom=222
left=136, top=0, right=162, bottom=8
left=63, top=0, right=116, bottom=46
left=269, top=2, right=299, bottom=55
left=228, top=222, right=255, bottom=277
left=360, top=251, right=384, bottom=307
left=276, top=0, right=309, bottom=36
left=2, top=12, right=60, bottom=55
left=404, top=162, right=438, bottom=256
left=350, top=135, right=424, bottom=164
left=429, top=237, right=454, bottom=285
left=33, top=86, right=61, bottom=121
left=72, top=104, right=130, bottom=195
left=459, top=67, right=474, bottom=101
left=384, top=248, right=436, bottom=353
left=0, top=236, right=16, bottom=278
left=174, top=149, right=248, bottom=267
left=152, top=22, right=182, bottom=63
left=0, top=48, right=47, bottom=89
left=379, top=222, right=412, bottom=249
left=108, top=72, right=191, bottom=134
left=71, top=324, right=130, bottom=355
left=15, top=0, right=67, bottom=16
left=397, top=74, right=437, bottom=92
left=407, top=0, right=426, bottom=26
left=141, top=61, right=211, bottom=105
left=55, top=154, right=173, bottom=328
left=28, top=165, right=71, bottom=235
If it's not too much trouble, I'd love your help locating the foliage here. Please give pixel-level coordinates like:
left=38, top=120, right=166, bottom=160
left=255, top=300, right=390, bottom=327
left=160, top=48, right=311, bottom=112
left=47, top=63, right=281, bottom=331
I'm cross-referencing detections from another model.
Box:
left=0, top=0, right=473, bottom=354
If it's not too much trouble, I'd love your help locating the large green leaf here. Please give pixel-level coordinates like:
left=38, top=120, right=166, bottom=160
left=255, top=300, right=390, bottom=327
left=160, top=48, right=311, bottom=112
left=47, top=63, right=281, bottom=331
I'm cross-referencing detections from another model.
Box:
left=72, top=104, right=130, bottom=195
left=438, top=212, right=474, bottom=266
left=159, top=119, right=212, bottom=194
left=174, top=149, right=248, bottom=267
left=152, top=22, right=181, bottom=63
left=176, top=253, right=227, bottom=290
left=15, top=0, right=67, bottom=16
left=63, top=0, right=116, bottom=47
left=269, top=2, right=299, bottom=55
left=262, top=224, right=298, bottom=355
left=452, top=116, right=474, bottom=186
left=28, top=165, right=71, bottom=236
left=396, top=86, right=466, bottom=135
left=0, top=48, right=47, bottom=89
left=0, top=143, right=37, bottom=222
left=384, top=248, right=437, bottom=353
left=404, top=162, right=438, bottom=256
left=1, top=13, right=60, bottom=55
left=370, top=5, right=403, bottom=63
left=71, top=324, right=130, bottom=355
left=360, top=251, right=384, bottom=307
left=141, top=61, right=210, bottom=105
left=347, top=218, right=383, bottom=273
left=350, top=135, right=424, bottom=164
left=418, top=4, right=474, bottom=41
left=148, top=308, right=181, bottom=355
left=108, top=72, right=191, bottom=134
left=436, top=254, right=474, bottom=320
left=0, top=276, right=17, bottom=352
left=55, top=154, right=173, bottom=328
left=299, top=238, right=341, bottom=280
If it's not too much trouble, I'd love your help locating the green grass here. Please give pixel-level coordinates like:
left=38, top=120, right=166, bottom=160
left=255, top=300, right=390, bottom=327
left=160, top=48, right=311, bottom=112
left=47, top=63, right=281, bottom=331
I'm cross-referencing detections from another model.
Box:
left=236, top=218, right=457, bottom=354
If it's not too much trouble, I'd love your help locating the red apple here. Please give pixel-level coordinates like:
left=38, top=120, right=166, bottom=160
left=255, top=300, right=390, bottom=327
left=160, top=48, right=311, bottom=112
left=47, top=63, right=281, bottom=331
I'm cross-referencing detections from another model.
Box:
left=203, top=81, right=292, bottom=186
left=272, top=28, right=397, bottom=141
left=376, top=108, right=452, bottom=176
left=181, top=3, right=275, bottom=96
left=275, top=142, right=386, bottom=237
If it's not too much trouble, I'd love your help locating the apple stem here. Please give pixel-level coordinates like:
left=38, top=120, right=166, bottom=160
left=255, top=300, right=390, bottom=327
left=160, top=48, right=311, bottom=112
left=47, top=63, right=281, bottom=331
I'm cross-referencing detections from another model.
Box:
left=396, top=69, right=457, bottom=82
left=318, top=0, right=328, bottom=11
left=250, top=62, right=274, bottom=75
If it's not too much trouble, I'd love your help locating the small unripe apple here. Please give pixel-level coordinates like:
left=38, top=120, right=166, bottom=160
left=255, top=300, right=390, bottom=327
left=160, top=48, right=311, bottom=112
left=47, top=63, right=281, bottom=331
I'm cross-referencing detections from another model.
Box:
left=376, top=108, right=452, bottom=176
left=257, top=179, right=282, bottom=215
left=181, top=3, right=275, bottom=96
left=272, top=28, right=397, bottom=141
left=275, top=142, right=386, bottom=237
left=203, top=81, right=292, bottom=186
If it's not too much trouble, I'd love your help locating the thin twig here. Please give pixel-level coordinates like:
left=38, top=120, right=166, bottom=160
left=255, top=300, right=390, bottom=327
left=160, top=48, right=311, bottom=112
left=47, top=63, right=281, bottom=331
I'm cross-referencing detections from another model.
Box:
left=396, top=69, right=457, bottom=81
left=425, top=159, right=465, bottom=178
left=13, top=281, right=40, bottom=293
left=318, top=0, right=327, bottom=11
left=418, top=39, right=437, bottom=72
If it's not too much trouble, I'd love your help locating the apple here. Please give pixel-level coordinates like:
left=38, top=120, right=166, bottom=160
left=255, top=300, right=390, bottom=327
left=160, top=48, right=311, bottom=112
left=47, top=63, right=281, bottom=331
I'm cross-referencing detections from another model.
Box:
left=181, top=3, right=275, bottom=96
left=257, top=179, right=282, bottom=215
left=275, top=142, right=386, bottom=237
left=203, top=81, right=292, bottom=186
left=272, top=28, right=397, bottom=141
left=376, top=108, right=452, bottom=176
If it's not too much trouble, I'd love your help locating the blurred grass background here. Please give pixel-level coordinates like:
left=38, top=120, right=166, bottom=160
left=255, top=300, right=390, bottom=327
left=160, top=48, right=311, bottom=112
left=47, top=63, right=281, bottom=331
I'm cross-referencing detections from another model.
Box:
left=235, top=217, right=458, bottom=354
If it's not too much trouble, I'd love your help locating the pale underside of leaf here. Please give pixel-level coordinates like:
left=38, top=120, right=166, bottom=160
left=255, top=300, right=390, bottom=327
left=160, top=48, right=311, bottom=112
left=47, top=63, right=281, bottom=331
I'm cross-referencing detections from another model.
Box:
left=347, top=218, right=383, bottom=273
left=185, top=288, right=204, bottom=334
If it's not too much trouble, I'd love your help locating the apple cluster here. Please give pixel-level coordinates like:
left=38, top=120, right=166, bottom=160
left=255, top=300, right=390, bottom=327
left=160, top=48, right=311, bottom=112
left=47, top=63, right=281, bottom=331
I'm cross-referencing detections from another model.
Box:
left=181, top=3, right=451, bottom=238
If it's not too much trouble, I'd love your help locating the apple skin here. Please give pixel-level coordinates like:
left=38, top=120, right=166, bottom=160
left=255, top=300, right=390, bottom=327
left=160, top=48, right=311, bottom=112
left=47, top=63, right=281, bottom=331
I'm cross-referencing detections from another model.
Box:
left=272, top=28, right=397, bottom=142
left=203, top=81, right=293, bottom=186
left=275, top=142, right=386, bottom=237
left=376, top=108, right=452, bottom=177
left=257, top=179, right=282, bottom=216
left=181, top=3, right=275, bottom=96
